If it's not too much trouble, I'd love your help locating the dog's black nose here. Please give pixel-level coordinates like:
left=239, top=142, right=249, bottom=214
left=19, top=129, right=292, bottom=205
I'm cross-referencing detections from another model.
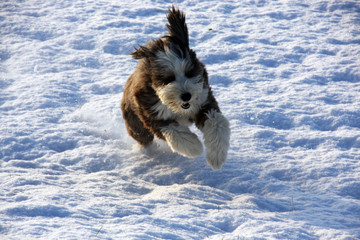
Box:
left=181, top=92, right=192, bottom=102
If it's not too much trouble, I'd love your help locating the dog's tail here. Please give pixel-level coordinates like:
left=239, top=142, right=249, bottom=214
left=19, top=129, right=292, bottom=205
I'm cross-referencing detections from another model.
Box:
left=166, top=6, right=189, bottom=49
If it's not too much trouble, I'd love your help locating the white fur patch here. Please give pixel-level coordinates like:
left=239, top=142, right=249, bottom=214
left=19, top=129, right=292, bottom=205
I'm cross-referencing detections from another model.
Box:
left=151, top=101, right=194, bottom=127
left=201, top=110, right=230, bottom=170
left=151, top=101, right=176, bottom=120
left=161, top=123, right=203, bottom=158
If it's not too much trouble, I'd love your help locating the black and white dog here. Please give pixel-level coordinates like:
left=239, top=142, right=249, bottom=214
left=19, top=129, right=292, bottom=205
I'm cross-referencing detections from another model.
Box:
left=121, top=6, right=230, bottom=170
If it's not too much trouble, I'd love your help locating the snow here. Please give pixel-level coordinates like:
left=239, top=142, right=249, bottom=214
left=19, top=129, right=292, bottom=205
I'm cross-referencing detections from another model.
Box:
left=1, top=0, right=360, bottom=239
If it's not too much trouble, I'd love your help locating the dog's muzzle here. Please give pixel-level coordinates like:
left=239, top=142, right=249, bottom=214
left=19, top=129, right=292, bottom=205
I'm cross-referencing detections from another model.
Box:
left=181, top=103, right=190, bottom=109
left=181, top=93, right=191, bottom=109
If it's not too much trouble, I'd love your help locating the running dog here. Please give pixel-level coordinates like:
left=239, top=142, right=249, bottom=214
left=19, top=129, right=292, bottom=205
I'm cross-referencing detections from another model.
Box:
left=121, top=6, right=230, bottom=170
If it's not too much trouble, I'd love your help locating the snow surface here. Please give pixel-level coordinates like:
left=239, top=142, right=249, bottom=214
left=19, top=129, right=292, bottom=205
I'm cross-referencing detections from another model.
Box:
left=1, top=0, right=360, bottom=239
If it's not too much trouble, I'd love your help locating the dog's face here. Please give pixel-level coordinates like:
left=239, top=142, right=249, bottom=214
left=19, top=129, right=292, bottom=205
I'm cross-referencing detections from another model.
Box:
left=152, top=42, right=208, bottom=117
left=131, top=7, right=209, bottom=118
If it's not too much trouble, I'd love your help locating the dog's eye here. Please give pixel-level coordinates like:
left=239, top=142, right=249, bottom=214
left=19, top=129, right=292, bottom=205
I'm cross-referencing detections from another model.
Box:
left=185, top=66, right=203, bottom=79
left=185, top=69, right=197, bottom=78
left=164, top=75, right=176, bottom=84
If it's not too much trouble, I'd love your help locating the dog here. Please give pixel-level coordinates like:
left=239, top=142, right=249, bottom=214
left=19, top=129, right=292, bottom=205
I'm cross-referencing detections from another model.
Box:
left=121, top=6, right=230, bottom=170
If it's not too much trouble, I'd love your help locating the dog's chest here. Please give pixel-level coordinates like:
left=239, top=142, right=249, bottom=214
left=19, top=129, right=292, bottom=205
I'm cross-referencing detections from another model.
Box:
left=151, top=101, right=193, bottom=126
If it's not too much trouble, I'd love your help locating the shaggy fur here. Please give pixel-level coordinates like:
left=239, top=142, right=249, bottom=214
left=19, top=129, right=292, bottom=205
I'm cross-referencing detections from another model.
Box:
left=121, top=6, right=230, bottom=170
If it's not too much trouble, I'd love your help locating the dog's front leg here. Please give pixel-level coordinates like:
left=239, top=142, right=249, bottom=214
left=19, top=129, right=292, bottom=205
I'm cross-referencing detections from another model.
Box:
left=134, top=98, right=203, bottom=158
left=161, top=123, right=203, bottom=158
left=197, top=109, right=230, bottom=170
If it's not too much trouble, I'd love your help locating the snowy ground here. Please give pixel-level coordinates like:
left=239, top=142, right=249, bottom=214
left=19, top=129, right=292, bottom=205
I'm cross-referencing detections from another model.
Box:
left=1, top=0, right=360, bottom=239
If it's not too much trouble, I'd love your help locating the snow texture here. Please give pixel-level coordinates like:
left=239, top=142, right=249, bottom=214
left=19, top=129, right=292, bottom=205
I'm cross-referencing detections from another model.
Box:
left=1, top=0, right=360, bottom=239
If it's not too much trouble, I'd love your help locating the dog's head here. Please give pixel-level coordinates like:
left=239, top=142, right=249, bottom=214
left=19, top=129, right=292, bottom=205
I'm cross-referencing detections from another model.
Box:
left=131, top=6, right=209, bottom=117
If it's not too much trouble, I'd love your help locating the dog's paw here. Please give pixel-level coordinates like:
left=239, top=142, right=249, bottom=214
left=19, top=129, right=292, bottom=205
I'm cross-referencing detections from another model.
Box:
left=202, top=110, right=230, bottom=170
left=161, top=124, right=203, bottom=158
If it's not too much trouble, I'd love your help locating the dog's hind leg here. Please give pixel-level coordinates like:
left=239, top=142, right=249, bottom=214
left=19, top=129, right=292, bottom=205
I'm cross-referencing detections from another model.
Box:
left=121, top=107, right=154, bottom=146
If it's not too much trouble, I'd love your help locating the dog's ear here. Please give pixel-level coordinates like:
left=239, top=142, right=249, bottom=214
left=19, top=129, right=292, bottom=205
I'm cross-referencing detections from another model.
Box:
left=130, top=45, right=153, bottom=59
left=166, top=6, right=189, bottom=49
